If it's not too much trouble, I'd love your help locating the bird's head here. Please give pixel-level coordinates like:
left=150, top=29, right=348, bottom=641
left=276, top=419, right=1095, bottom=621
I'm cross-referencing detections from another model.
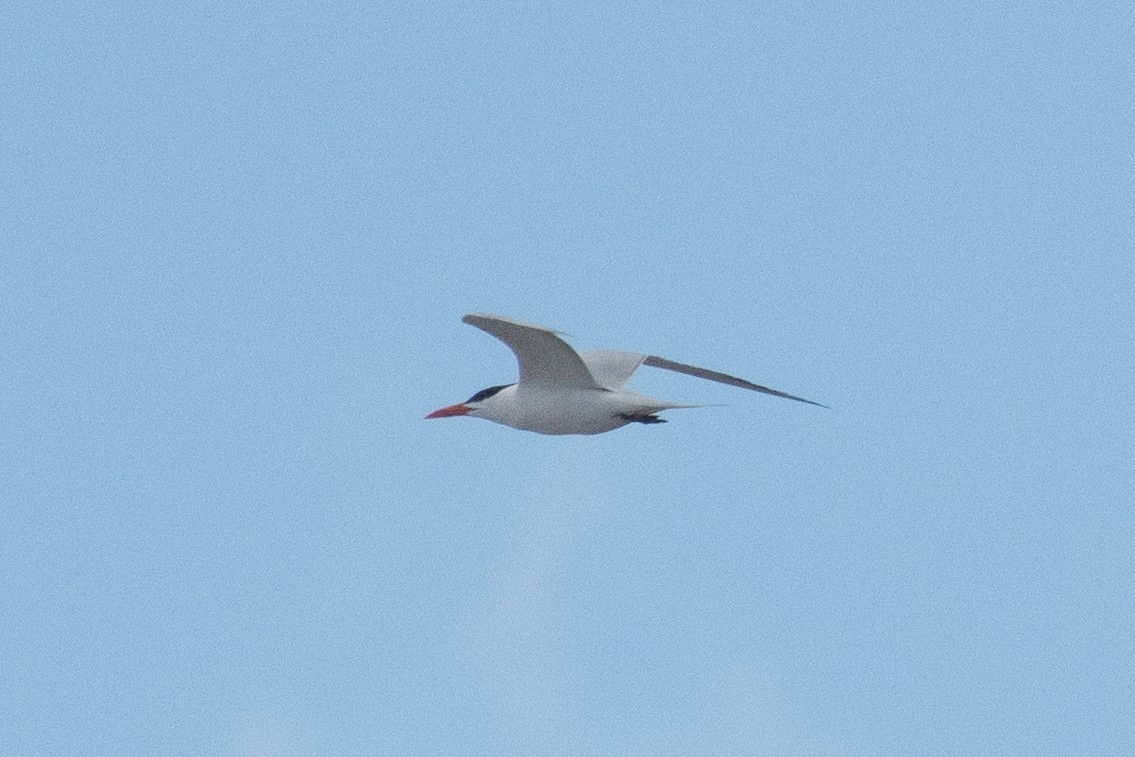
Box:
left=425, top=383, right=513, bottom=421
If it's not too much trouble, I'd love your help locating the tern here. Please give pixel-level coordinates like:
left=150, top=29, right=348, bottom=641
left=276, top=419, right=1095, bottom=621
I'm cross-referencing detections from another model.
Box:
left=426, top=313, right=827, bottom=436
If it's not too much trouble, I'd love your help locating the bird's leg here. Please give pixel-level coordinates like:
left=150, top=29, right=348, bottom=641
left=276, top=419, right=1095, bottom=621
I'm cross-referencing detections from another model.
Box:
left=617, top=412, right=667, bottom=425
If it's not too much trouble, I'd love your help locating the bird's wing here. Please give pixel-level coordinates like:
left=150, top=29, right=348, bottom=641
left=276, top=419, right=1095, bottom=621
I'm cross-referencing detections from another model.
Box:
left=643, top=355, right=829, bottom=408
left=579, top=350, right=648, bottom=390
left=463, top=313, right=599, bottom=389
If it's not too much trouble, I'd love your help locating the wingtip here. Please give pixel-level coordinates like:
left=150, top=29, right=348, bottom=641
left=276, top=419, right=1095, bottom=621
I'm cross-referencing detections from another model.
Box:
left=785, top=394, right=831, bottom=409
left=462, top=312, right=565, bottom=335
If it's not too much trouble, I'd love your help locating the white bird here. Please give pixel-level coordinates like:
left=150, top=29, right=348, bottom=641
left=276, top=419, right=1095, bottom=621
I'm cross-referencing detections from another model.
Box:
left=426, top=313, right=827, bottom=435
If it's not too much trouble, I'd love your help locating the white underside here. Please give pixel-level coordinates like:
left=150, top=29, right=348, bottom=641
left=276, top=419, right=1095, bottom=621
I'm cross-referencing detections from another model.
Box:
left=475, top=384, right=691, bottom=435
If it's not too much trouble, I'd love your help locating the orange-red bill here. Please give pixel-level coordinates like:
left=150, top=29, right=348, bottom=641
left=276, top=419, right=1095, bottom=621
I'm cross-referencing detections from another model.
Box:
left=425, top=403, right=472, bottom=419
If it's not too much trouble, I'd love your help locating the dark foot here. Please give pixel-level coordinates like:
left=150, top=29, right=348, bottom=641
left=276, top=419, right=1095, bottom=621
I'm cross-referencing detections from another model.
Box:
left=617, top=413, right=667, bottom=425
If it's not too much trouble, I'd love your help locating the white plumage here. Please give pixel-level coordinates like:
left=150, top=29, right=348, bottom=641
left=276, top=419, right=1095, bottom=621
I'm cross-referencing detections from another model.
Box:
left=426, top=313, right=826, bottom=435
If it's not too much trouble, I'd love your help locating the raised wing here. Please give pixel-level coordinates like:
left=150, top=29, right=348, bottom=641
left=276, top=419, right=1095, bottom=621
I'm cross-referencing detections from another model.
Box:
left=643, top=355, right=829, bottom=408
left=463, top=313, right=599, bottom=389
left=579, top=350, right=647, bottom=390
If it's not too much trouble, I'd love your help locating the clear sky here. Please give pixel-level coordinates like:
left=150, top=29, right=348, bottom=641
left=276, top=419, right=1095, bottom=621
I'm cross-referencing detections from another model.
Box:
left=3, top=3, right=1133, bottom=755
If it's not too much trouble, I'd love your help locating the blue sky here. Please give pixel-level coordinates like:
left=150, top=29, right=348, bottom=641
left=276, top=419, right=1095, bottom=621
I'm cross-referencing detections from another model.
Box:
left=3, top=2, right=1133, bottom=755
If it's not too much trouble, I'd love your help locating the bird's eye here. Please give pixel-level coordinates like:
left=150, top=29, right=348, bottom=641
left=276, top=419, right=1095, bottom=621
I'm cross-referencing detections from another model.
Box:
left=466, top=384, right=512, bottom=403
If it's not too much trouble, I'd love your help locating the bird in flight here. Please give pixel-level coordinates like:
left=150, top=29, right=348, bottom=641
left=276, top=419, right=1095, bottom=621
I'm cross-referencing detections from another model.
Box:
left=426, top=313, right=827, bottom=436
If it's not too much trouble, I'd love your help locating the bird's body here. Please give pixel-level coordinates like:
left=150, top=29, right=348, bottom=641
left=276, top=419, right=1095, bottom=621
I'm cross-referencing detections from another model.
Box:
left=426, top=313, right=826, bottom=435
left=443, top=378, right=691, bottom=436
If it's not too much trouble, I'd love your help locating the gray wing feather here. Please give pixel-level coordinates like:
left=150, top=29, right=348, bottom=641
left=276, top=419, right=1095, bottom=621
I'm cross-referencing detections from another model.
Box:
left=643, top=355, right=829, bottom=408
left=463, top=313, right=598, bottom=389
left=579, top=350, right=647, bottom=390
